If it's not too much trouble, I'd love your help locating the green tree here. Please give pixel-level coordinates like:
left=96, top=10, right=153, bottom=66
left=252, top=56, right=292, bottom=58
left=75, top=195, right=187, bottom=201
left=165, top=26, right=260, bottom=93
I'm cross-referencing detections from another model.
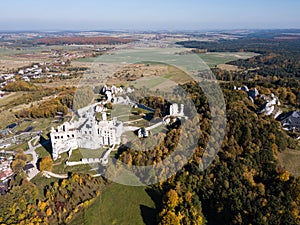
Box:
left=165, top=189, right=180, bottom=209
left=159, top=211, right=181, bottom=225
left=39, top=156, right=53, bottom=171
left=153, top=108, right=162, bottom=118
left=11, top=159, right=26, bottom=173
left=105, top=102, right=113, bottom=109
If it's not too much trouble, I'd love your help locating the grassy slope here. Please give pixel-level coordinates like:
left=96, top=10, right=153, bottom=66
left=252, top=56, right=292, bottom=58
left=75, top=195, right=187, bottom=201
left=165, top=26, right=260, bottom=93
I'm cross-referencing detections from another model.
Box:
left=70, top=182, right=159, bottom=225
left=279, top=149, right=300, bottom=177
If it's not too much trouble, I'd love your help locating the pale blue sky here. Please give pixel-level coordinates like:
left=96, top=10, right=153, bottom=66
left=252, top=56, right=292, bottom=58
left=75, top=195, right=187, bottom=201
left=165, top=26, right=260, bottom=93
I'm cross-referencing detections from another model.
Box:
left=0, top=0, right=299, bottom=30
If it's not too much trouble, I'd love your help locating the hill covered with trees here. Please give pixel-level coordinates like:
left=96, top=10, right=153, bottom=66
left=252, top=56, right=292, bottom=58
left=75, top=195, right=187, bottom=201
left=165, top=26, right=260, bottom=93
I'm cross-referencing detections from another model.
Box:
left=115, top=82, right=300, bottom=225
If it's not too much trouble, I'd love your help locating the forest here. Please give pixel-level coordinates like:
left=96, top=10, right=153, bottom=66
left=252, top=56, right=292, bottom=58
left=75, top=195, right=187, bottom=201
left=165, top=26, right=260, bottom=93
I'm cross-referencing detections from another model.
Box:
left=1, top=80, right=300, bottom=224
left=2, top=80, right=299, bottom=224
left=1, top=31, right=300, bottom=224
left=177, top=33, right=300, bottom=80
left=1, top=81, right=76, bottom=119
left=122, top=34, right=300, bottom=224
left=33, top=36, right=134, bottom=45
left=117, top=82, right=300, bottom=225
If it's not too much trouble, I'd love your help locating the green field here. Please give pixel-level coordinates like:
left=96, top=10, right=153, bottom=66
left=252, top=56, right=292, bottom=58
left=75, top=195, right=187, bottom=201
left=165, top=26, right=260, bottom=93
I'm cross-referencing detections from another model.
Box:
left=131, top=76, right=169, bottom=90
left=197, top=52, right=259, bottom=67
left=70, top=182, right=160, bottom=225
left=130, top=65, right=193, bottom=90
left=76, top=50, right=258, bottom=68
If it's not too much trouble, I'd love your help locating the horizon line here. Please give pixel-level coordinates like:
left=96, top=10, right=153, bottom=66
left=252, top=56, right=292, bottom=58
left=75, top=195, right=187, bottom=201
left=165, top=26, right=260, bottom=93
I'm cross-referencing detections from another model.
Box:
left=1, top=28, right=300, bottom=33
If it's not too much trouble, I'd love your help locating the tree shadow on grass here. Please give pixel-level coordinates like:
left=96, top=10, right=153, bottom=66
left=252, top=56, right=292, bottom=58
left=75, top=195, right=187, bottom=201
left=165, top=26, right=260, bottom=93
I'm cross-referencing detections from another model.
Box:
left=140, top=205, right=157, bottom=225
left=140, top=187, right=162, bottom=225
left=39, top=135, right=52, bottom=155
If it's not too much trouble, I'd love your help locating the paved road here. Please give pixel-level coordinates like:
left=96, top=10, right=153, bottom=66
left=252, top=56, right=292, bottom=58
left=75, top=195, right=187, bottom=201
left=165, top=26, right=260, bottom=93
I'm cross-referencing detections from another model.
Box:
left=145, top=121, right=163, bottom=131
left=123, top=126, right=140, bottom=132
left=24, top=136, right=41, bottom=180
left=100, top=144, right=115, bottom=165
left=123, top=118, right=144, bottom=124
left=43, top=170, right=102, bottom=179
left=43, top=171, right=68, bottom=179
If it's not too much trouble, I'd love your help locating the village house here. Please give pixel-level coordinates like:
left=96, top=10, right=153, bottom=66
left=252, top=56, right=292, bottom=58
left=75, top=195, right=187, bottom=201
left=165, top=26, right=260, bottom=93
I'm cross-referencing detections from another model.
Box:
left=279, top=111, right=300, bottom=132
left=23, top=163, right=35, bottom=174
left=0, top=157, right=14, bottom=182
left=0, top=156, right=13, bottom=195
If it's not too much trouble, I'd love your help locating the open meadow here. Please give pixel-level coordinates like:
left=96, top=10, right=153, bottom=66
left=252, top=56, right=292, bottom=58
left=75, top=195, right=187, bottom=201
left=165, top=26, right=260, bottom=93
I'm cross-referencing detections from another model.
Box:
left=70, top=182, right=159, bottom=225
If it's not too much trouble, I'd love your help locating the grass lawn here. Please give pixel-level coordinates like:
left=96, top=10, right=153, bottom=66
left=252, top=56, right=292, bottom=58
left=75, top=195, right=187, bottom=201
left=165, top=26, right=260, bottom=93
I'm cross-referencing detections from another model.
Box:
left=0, top=92, right=23, bottom=109
left=70, top=182, right=160, bottom=225
left=79, top=148, right=107, bottom=159
left=31, top=118, right=55, bottom=132
left=69, top=149, right=84, bottom=161
left=130, top=119, right=151, bottom=128
left=0, top=110, right=18, bottom=129
left=111, top=104, right=132, bottom=118
left=26, top=154, right=33, bottom=162
left=35, top=146, right=51, bottom=158
left=6, top=142, right=29, bottom=152
left=52, top=152, right=93, bottom=174
left=279, top=149, right=300, bottom=177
